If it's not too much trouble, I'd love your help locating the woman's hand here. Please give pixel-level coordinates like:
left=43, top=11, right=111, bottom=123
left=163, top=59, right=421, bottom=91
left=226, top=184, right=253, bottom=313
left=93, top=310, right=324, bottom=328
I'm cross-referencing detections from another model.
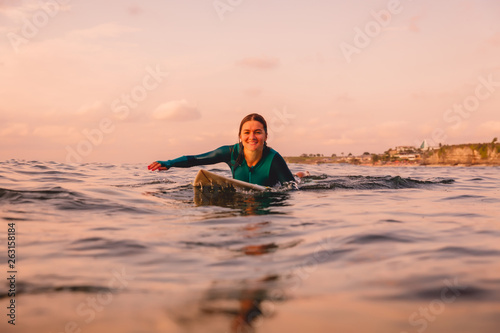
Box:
left=295, top=171, right=310, bottom=178
left=148, top=161, right=168, bottom=171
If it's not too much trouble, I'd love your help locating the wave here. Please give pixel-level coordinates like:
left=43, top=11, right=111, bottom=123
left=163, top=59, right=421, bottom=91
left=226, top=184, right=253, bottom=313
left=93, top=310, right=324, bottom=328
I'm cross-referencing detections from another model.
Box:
left=68, top=237, right=149, bottom=257
left=369, top=284, right=494, bottom=301
left=0, top=281, right=119, bottom=299
left=345, top=233, right=414, bottom=244
left=0, top=186, right=151, bottom=213
left=0, top=186, right=80, bottom=203
left=113, top=179, right=174, bottom=187
left=298, top=175, right=454, bottom=190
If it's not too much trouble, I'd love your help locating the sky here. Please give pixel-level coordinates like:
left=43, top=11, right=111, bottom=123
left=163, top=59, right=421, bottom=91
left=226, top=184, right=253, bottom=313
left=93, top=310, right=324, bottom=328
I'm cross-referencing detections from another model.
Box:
left=1, top=0, right=499, bottom=163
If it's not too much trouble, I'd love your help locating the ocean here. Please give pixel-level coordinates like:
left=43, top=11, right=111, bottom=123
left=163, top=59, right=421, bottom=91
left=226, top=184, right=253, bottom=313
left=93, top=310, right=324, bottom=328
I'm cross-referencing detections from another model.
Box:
left=1, top=159, right=499, bottom=333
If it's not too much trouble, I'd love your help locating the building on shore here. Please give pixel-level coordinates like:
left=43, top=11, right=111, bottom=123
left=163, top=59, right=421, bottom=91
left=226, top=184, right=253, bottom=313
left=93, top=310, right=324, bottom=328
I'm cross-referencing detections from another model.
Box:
left=419, top=140, right=437, bottom=151
left=395, top=146, right=416, bottom=153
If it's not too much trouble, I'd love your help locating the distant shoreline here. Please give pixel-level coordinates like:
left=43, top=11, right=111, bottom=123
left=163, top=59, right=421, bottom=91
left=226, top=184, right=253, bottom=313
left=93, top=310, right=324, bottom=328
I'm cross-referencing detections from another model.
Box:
left=284, top=158, right=500, bottom=167
left=285, top=141, right=500, bottom=167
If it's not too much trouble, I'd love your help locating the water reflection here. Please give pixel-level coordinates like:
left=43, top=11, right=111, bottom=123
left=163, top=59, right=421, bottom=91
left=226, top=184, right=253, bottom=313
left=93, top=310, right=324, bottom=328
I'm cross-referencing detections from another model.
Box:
left=193, top=186, right=291, bottom=216
left=173, top=187, right=294, bottom=331
left=197, top=274, right=285, bottom=333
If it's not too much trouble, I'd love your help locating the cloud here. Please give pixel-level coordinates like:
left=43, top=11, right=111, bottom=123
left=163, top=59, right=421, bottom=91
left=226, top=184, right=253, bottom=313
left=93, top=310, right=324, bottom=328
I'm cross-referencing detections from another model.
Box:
left=68, top=23, right=140, bottom=39
left=243, top=88, right=263, bottom=97
left=236, top=56, right=279, bottom=70
left=32, top=125, right=76, bottom=139
left=0, top=1, right=39, bottom=20
left=0, top=0, right=71, bottom=22
left=383, top=13, right=425, bottom=33
left=478, top=121, right=500, bottom=135
left=76, top=101, right=106, bottom=115
left=336, top=93, right=355, bottom=103
left=152, top=100, right=201, bottom=121
left=382, top=26, right=409, bottom=32
left=127, top=5, right=142, bottom=16
left=0, top=123, right=30, bottom=137
left=409, top=14, right=423, bottom=33
left=411, top=91, right=453, bottom=100
left=446, top=121, right=469, bottom=138
left=324, top=135, right=355, bottom=145
left=376, top=121, right=409, bottom=139
left=485, top=32, right=500, bottom=47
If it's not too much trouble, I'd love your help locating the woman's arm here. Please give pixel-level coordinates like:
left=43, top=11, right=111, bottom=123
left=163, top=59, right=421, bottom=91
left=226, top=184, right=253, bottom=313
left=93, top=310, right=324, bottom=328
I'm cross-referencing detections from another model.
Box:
left=148, top=145, right=233, bottom=171
left=270, top=153, right=295, bottom=184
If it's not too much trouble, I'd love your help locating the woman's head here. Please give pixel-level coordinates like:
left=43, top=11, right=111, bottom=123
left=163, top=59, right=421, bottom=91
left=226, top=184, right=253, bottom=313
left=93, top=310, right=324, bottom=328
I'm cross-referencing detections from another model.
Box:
left=238, top=113, right=268, bottom=136
left=238, top=113, right=268, bottom=152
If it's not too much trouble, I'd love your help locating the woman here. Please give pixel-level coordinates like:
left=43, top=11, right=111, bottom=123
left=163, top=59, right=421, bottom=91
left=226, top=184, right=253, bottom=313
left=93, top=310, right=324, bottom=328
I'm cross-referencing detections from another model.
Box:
left=148, top=113, right=296, bottom=187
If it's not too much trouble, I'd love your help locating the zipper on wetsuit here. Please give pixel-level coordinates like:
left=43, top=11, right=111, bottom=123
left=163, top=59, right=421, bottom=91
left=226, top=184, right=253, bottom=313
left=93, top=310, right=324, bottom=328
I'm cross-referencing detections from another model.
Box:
left=249, top=166, right=253, bottom=183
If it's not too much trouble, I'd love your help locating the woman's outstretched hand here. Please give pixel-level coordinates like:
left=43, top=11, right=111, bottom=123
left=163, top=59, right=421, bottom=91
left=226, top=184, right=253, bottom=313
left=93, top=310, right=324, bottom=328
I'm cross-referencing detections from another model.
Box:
left=295, top=171, right=310, bottom=178
left=148, top=161, right=168, bottom=171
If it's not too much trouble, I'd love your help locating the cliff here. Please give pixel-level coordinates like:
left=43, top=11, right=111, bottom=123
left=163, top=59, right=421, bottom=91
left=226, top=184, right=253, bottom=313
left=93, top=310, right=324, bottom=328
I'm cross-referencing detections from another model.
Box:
left=421, top=143, right=500, bottom=166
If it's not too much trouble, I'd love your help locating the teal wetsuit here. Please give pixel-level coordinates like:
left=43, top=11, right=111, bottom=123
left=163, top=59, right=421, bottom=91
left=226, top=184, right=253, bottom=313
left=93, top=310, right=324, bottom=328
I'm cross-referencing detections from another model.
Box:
left=157, top=144, right=295, bottom=187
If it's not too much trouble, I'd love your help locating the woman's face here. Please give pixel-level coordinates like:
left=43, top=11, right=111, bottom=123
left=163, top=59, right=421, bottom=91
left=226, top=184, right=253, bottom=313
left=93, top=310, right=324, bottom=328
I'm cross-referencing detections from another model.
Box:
left=240, top=120, right=267, bottom=152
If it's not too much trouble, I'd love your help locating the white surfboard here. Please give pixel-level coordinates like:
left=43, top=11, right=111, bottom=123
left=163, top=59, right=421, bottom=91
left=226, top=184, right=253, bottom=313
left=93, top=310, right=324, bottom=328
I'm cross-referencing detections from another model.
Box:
left=193, top=169, right=267, bottom=191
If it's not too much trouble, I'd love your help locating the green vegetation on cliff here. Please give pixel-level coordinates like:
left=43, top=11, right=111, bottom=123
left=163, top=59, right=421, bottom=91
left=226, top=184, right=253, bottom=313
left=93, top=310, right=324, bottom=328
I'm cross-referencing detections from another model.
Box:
left=424, top=140, right=500, bottom=165
left=286, top=139, right=500, bottom=166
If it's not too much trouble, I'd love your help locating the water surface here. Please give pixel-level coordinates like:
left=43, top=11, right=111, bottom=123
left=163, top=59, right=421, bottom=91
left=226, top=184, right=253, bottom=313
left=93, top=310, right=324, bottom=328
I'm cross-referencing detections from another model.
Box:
left=1, top=160, right=499, bottom=332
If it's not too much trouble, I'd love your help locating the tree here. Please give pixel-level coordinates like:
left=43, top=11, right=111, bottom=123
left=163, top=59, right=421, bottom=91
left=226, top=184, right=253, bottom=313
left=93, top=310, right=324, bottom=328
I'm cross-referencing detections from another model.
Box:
left=331, top=153, right=337, bottom=158
left=363, top=152, right=370, bottom=155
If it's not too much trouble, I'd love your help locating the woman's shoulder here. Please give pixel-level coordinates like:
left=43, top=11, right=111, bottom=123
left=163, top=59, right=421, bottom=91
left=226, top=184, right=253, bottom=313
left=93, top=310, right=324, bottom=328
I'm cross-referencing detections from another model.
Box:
left=216, top=143, right=240, bottom=157
left=214, top=144, right=238, bottom=152
left=267, top=146, right=281, bottom=157
left=267, top=147, right=289, bottom=165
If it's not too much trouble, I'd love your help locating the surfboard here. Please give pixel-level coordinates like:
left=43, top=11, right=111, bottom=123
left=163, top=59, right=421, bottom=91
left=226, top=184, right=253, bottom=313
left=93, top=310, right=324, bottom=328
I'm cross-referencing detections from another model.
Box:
left=193, top=169, right=267, bottom=191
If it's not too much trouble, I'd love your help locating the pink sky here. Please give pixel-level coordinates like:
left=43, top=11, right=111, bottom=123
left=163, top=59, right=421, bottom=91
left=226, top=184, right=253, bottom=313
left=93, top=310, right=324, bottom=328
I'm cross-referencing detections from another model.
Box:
left=1, top=0, right=499, bottom=163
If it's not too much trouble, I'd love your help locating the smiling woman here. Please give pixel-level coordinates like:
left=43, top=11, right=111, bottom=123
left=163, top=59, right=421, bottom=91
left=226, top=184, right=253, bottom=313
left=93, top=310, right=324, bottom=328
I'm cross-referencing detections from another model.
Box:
left=148, top=113, right=297, bottom=187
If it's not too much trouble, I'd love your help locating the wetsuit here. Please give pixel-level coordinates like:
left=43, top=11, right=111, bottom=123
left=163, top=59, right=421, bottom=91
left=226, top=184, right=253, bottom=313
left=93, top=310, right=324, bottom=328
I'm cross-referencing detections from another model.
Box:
left=157, top=144, right=295, bottom=187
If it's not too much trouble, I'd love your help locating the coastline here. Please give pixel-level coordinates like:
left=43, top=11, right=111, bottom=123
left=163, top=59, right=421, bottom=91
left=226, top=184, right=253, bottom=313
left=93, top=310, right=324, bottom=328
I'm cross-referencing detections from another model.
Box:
left=285, top=141, right=500, bottom=167
left=285, top=159, right=500, bottom=167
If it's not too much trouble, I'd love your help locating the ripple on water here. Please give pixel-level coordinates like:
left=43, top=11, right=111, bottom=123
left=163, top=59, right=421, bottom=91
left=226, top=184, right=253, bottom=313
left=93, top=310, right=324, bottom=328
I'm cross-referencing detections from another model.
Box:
left=345, top=233, right=415, bottom=245
left=68, top=237, right=149, bottom=257
left=440, top=194, right=486, bottom=201
left=371, top=284, right=494, bottom=302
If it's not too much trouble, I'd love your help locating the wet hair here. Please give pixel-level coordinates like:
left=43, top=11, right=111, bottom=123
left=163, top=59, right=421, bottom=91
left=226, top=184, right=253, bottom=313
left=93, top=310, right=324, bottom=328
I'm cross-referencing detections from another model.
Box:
left=238, top=113, right=268, bottom=137
left=234, top=113, right=268, bottom=168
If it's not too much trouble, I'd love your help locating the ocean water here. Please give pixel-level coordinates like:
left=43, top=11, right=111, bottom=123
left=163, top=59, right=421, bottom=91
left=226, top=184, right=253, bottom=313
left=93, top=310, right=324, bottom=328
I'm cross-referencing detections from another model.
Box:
left=1, top=159, right=499, bottom=333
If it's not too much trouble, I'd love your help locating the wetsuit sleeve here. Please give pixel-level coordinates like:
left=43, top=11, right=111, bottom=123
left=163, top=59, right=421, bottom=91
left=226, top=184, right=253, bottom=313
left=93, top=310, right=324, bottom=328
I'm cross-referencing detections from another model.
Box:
left=157, top=145, right=232, bottom=169
left=269, top=153, right=295, bottom=185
